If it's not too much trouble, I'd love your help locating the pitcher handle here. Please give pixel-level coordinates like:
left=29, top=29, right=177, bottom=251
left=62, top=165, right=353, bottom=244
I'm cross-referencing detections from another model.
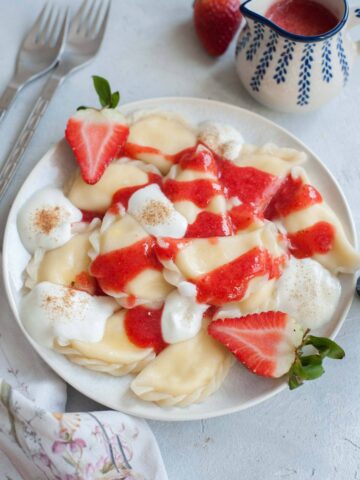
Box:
left=348, top=7, right=360, bottom=55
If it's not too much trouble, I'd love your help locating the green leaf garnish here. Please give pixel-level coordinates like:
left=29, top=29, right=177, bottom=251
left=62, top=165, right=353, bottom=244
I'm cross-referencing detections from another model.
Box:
left=93, top=75, right=112, bottom=107
left=92, top=76, right=120, bottom=109
left=305, top=335, right=345, bottom=360
left=288, top=333, right=344, bottom=390
left=111, top=91, right=120, bottom=108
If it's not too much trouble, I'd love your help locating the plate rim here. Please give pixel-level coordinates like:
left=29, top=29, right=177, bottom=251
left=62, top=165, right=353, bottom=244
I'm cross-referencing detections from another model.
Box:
left=2, top=96, right=357, bottom=421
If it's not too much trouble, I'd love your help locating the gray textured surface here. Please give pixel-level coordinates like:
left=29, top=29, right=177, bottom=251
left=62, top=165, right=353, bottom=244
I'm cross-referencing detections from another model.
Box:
left=1, top=0, right=360, bottom=478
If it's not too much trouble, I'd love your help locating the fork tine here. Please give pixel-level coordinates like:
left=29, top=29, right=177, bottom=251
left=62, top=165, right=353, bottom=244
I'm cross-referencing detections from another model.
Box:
left=53, top=8, right=69, bottom=48
left=47, top=8, right=62, bottom=46
left=25, top=4, right=49, bottom=44
left=86, top=0, right=102, bottom=36
left=70, top=0, right=92, bottom=35
left=93, top=0, right=111, bottom=41
left=37, top=5, right=57, bottom=44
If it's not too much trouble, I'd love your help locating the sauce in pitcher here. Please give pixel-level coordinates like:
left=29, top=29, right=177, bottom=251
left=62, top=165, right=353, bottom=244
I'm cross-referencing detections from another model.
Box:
left=266, top=0, right=339, bottom=36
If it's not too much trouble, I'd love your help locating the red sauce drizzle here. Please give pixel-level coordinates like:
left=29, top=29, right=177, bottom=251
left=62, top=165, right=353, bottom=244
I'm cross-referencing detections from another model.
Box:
left=124, top=143, right=195, bottom=165
left=194, top=247, right=285, bottom=305
left=185, top=212, right=232, bottom=238
left=177, top=146, right=218, bottom=175
left=288, top=221, right=335, bottom=259
left=124, top=306, right=167, bottom=354
left=229, top=204, right=257, bottom=231
left=266, top=0, right=338, bottom=36
left=90, top=238, right=162, bottom=294
left=111, top=172, right=162, bottom=209
left=218, top=158, right=281, bottom=211
left=81, top=209, right=104, bottom=222
left=163, top=178, right=222, bottom=209
left=71, top=271, right=104, bottom=296
left=265, top=173, right=323, bottom=219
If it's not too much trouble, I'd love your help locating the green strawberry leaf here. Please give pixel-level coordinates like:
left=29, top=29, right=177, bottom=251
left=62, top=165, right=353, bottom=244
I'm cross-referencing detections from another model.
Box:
left=92, top=75, right=112, bottom=107
left=288, top=362, right=304, bottom=390
left=77, top=106, right=89, bottom=111
left=300, top=355, right=325, bottom=380
left=305, top=335, right=345, bottom=360
left=110, top=91, right=120, bottom=108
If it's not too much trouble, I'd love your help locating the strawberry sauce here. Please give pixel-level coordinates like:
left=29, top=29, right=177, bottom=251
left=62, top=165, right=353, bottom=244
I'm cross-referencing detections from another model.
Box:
left=218, top=158, right=280, bottom=211
left=81, top=209, right=104, bottom=222
left=163, top=179, right=222, bottom=209
left=288, top=221, right=335, bottom=258
left=185, top=211, right=232, bottom=238
left=266, top=0, right=339, bottom=36
left=265, top=173, right=323, bottom=219
left=178, top=146, right=218, bottom=175
left=195, top=247, right=285, bottom=305
left=124, top=306, right=167, bottom=354
left=90, top=238, right=162, bottom=294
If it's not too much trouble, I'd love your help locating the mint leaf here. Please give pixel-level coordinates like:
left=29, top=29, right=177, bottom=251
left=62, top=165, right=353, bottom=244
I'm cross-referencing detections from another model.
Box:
left=92, top=76, right=112, bottom=107
left=110, top=91, right=120, bottom=108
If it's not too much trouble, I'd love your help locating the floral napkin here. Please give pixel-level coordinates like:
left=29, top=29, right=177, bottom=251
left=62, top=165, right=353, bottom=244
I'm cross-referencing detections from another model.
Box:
left=0, top=257, right=168, bottom=480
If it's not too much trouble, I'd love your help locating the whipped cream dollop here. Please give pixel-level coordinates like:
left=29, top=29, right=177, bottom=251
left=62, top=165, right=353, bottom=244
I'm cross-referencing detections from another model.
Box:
left=18, top=188, right=82, bottom=253
left=161, top=291, right=208, bottom=344
left=276, top=257, right=341, bottom=330
left=21, top=282, right=117, bottom=347
left=198, top=122, right=244, bottom=161
left=127, top=184, right=188, bottom=238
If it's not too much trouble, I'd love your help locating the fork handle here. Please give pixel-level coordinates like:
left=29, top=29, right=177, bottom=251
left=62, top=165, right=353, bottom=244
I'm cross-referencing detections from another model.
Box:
left=0, top=74, right=62, bottom=200
left=0, top=84, right=21, bottom=124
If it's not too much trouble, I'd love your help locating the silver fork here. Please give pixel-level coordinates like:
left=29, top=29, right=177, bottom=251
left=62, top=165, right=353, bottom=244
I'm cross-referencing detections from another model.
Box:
left=0, top=0, right=111, bottom=201
left=0, top=4, right=66, bottom=124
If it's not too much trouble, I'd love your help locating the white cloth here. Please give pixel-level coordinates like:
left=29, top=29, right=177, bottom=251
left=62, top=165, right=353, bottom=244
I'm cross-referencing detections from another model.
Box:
left=0, top=258, right=168, bottom=480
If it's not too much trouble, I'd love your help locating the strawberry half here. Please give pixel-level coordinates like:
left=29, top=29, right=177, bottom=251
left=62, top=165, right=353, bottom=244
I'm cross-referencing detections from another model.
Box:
left=208, top=311, right=345, bottom=389
left=65, top=76, right=129, bottom=185
left=193, top=0, right=242, bottom=56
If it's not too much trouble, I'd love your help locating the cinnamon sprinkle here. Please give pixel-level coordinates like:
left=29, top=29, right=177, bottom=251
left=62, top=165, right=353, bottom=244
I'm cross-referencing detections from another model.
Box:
left=33, top=206, right=62, bottom=234
left=41, top=288, right=87, bottom=320
left=139, top=200, right=172, bottom=226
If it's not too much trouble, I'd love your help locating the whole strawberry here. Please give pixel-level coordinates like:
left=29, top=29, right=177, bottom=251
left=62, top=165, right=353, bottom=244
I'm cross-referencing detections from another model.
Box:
left=193, top=0, right=242, bottom=56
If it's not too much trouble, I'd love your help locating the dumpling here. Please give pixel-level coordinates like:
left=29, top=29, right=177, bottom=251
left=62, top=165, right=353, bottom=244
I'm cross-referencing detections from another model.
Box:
left=156, top=223, right=287, bottom=305
left=25, top=221, right=99, bottom=291
left=55, top=311, right=155, bottom=376
left=130, top=322, right=234, bottom=407
left=124, top=112, right=197, bottom=173
left=266, top=167, right=360, bottom=273
left=90, top=206, right=173, bottom=307
left=67, top=159, right=161, bottom=214
left=163, top=145, right=232, bottom=237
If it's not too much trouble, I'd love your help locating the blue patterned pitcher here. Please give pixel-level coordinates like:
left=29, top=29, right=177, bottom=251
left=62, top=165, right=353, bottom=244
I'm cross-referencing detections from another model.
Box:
left=235, top=0, right=360, bottom=112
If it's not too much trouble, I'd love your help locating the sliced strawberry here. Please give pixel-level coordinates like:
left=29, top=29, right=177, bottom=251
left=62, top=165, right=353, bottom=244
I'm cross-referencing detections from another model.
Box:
left=124, top=306, right=167, bottom=354
left=209, top=312, right=303, bottom=377
left=65, top=108, right=129, bottom=185
left=71, top=271, right=103, bottom=296
left=209, top=311, right=345, bottom=389
left=194, top=0, right=242, bottom=56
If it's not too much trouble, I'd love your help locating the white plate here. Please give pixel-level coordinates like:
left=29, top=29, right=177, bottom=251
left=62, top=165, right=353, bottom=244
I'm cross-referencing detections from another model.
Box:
left=3, top=98, right=357, bottom=421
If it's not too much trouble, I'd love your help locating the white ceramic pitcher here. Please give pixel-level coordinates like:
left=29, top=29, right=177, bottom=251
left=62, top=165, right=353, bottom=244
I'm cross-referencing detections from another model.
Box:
left=235, top=0, right=360, bottom=113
